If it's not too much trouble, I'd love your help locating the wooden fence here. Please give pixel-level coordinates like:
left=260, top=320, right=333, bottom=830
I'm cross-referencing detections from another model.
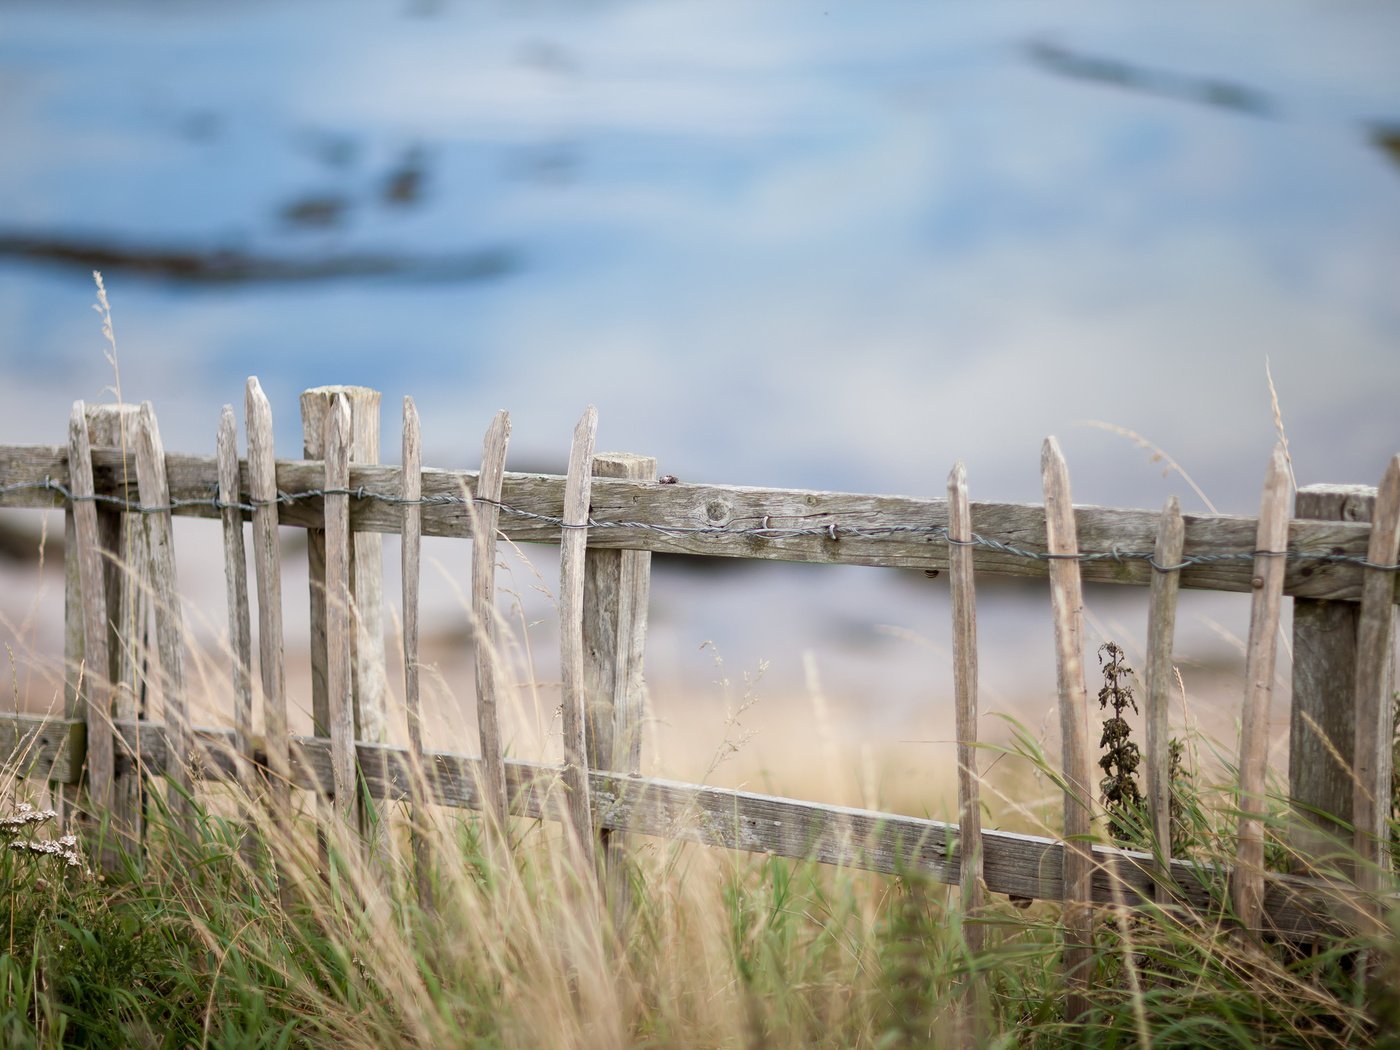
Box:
left=1, top=380, right=1397, bottom=1021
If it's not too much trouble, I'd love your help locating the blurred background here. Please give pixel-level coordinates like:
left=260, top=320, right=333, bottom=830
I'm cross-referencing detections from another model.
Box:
left=1, top=0, right=1397, bottom=819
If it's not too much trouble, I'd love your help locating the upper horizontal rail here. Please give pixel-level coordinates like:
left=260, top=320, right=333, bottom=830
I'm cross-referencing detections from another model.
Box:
left=0, top=443, right=1392, bottom=601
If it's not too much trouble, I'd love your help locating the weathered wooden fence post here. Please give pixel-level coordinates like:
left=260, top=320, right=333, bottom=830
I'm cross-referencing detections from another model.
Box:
left=62, top=404, right=150, bottom=857
left=583, top=451, right=655, bottom=929
left=1288, top=484, right=1378, bottom=874
left=301, top=387, right=388, bottom=849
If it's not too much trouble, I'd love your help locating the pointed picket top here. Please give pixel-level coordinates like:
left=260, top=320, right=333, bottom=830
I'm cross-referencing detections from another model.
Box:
left=1040, top=436, right=1093, bottom=1022
left=217, top=405, right=255, bottom=781
left=559, top=406, right=599, bottom=868
left=473, top=409, right=512, bottom=831
left=1232, top=444, right=1291, bottom=935
left=245, top=376, right=291, bottom=818
left=947, top=460, right=984, bottom=951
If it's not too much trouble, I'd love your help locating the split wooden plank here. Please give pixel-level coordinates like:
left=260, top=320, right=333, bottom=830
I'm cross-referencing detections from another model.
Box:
left=245, top=378, right=292, bottom=820
left=472, top=410, right=512, bottom=830
left=1352, top=454, right=1400, bottom=915
left=947, top=462, right=984, bottom=952
left=61, top=506, right=82, bottom=824
left=323, top=395, right=358, bottom=828
left=401, top=397, right=430, bottom=905
left=1041, top=436, right=1094, bottom=1023
left=13, top=710, right=1343, bottom=942
left=133, top=402, right=194, bottom=831
left=66, top=402, right=115, bottom=822
left=6, top=443, right=1397, bottom=602
left=300, top=386, right=388, bottom=747
left=83, top=404, right=149, bottom=853
left=1144, top=496, right=1184, bottom=905
left=1289, top=484, right=1375, bottom=872
left=1231, top=445, right=1291, bottom=934
left=217, top=407, right=255, bottom=781
left=583, top=451, right=656, bottom=927
left=559, top=406, right=599, bottom=868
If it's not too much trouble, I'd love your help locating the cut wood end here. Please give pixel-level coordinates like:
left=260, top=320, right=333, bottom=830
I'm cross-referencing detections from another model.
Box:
left=403, top=395, right=418, bottom=425
left=246, top=376, right=270, bottom=413
left=948, top=460, right=967, bottom=489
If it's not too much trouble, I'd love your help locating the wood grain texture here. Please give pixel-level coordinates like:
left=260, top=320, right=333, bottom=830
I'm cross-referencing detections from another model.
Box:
left=583, top=451, right=656, bottom=928
left=133, top=402, right=194, bottom=829
left=66, top=402, right=114, bottom=818
left=472, top=411, right=511, bottom=830
left=4, top=444, right=1393, bottom=601
left=1041, top=437, right=1094, bottom=1020
left=1352, top=456, right=1400, bottom=906
left=1231, top=446, right=1291, bottom=934
left=559, top=407, right=598, bottom=867
left=245, top=378, right=291, bottom=818
left=1288, top=484, right=1374, bottom=873
left=5, top=711, right=1345, bottom=942
left=218, top=407, right=255, bottom=780
left=323, top=395, right=358, bottom=827
left=1144, top=496, right=1184, bottom=905
left=82, top=404, right=148, bottom=851
left=400, top=397, right=430, bottom=906
left=300, top=387, right=387, bottom=747
left=947, top=461, right=984, bottom=952
left=60, top=507, right=82, bottom=823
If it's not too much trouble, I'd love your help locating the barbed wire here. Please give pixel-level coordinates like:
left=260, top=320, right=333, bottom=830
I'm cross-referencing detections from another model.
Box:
left=3, top=476, right=1397, bottom=573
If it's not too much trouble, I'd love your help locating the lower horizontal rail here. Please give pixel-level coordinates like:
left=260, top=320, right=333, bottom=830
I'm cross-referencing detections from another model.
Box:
left=1, top=713, right=1351, bottom=941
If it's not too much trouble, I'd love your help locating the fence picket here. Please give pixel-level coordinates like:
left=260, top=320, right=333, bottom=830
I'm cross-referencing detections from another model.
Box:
left=1231, top=445, right=1291, bottom=934
left=323, top=395, right=359, bottom=829
left=66, top=402, right=115, bottom=827
left=472, top=411, right=512, bottom=831
left=217, top=407, right=255, bottom=782
left=584, top=451, right=656, bottom=928
left=401, top=397, right=430, bottom=904
left=1352, top=454, right=1400, bottom=915
left=559, top=407, right=599, bottom=867
left=133, top=402, right=194, bottom=832
left=947, top=462, right=984, bottom=950
left=1144, top=496, right=1184, bottom=904
left=245, top=378, right=292, bottom=822
left=1041, top=436, right=1094, bottom=1023
left=83, top=404, right=149, bottom=854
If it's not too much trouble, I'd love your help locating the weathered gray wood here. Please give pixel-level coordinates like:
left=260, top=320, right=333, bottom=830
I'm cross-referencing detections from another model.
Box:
left=1144, top=496, right=1184, bottom=905
left=947, top=461, right=984, bottom=952
left=472, top=411, right=512, bottom=830
left=1232, top=446, right=1291, bottom=934
left=400, top=397, right=430, bottom=906
left=1041, top=437, right=1094, bottom=1021
left=245, top=378, right=291, bottom=820
left=323, top=395, right=358, bottom=828
left=1288, top=484, right=1376, bottom=873
left=66, top=403, right=115, bottom=820
left=0, top=713, right=83, bottom=784
left=217, top=407, right=255, bottom=781
left=133, top=402, right=194, bottom=831
left=60, top=506, right=82, bottom=822
left=584, top=451, right=656, bottom=927
left=4, top=711, right=1345, bottom=942
left=1353, top=456, right=1400, bottom=911
left=559, top=407, right=598, bottom=867
left=4, top=444, right=1394, bottom=601
left=83, top=404, right=148, bottom=852
left=301, top=387, right=387, bottom=748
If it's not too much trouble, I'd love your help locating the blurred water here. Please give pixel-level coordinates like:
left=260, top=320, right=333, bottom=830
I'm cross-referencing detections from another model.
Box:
left=1, top=0, right=1397, bottom=797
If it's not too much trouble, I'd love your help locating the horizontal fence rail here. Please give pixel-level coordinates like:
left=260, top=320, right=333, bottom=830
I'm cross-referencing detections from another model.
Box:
left=1, top=443, right=1396, bottom=601
left=0, top=712, right=1346, bottom=941
left=3, top=382, right=1397, bottom=1028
